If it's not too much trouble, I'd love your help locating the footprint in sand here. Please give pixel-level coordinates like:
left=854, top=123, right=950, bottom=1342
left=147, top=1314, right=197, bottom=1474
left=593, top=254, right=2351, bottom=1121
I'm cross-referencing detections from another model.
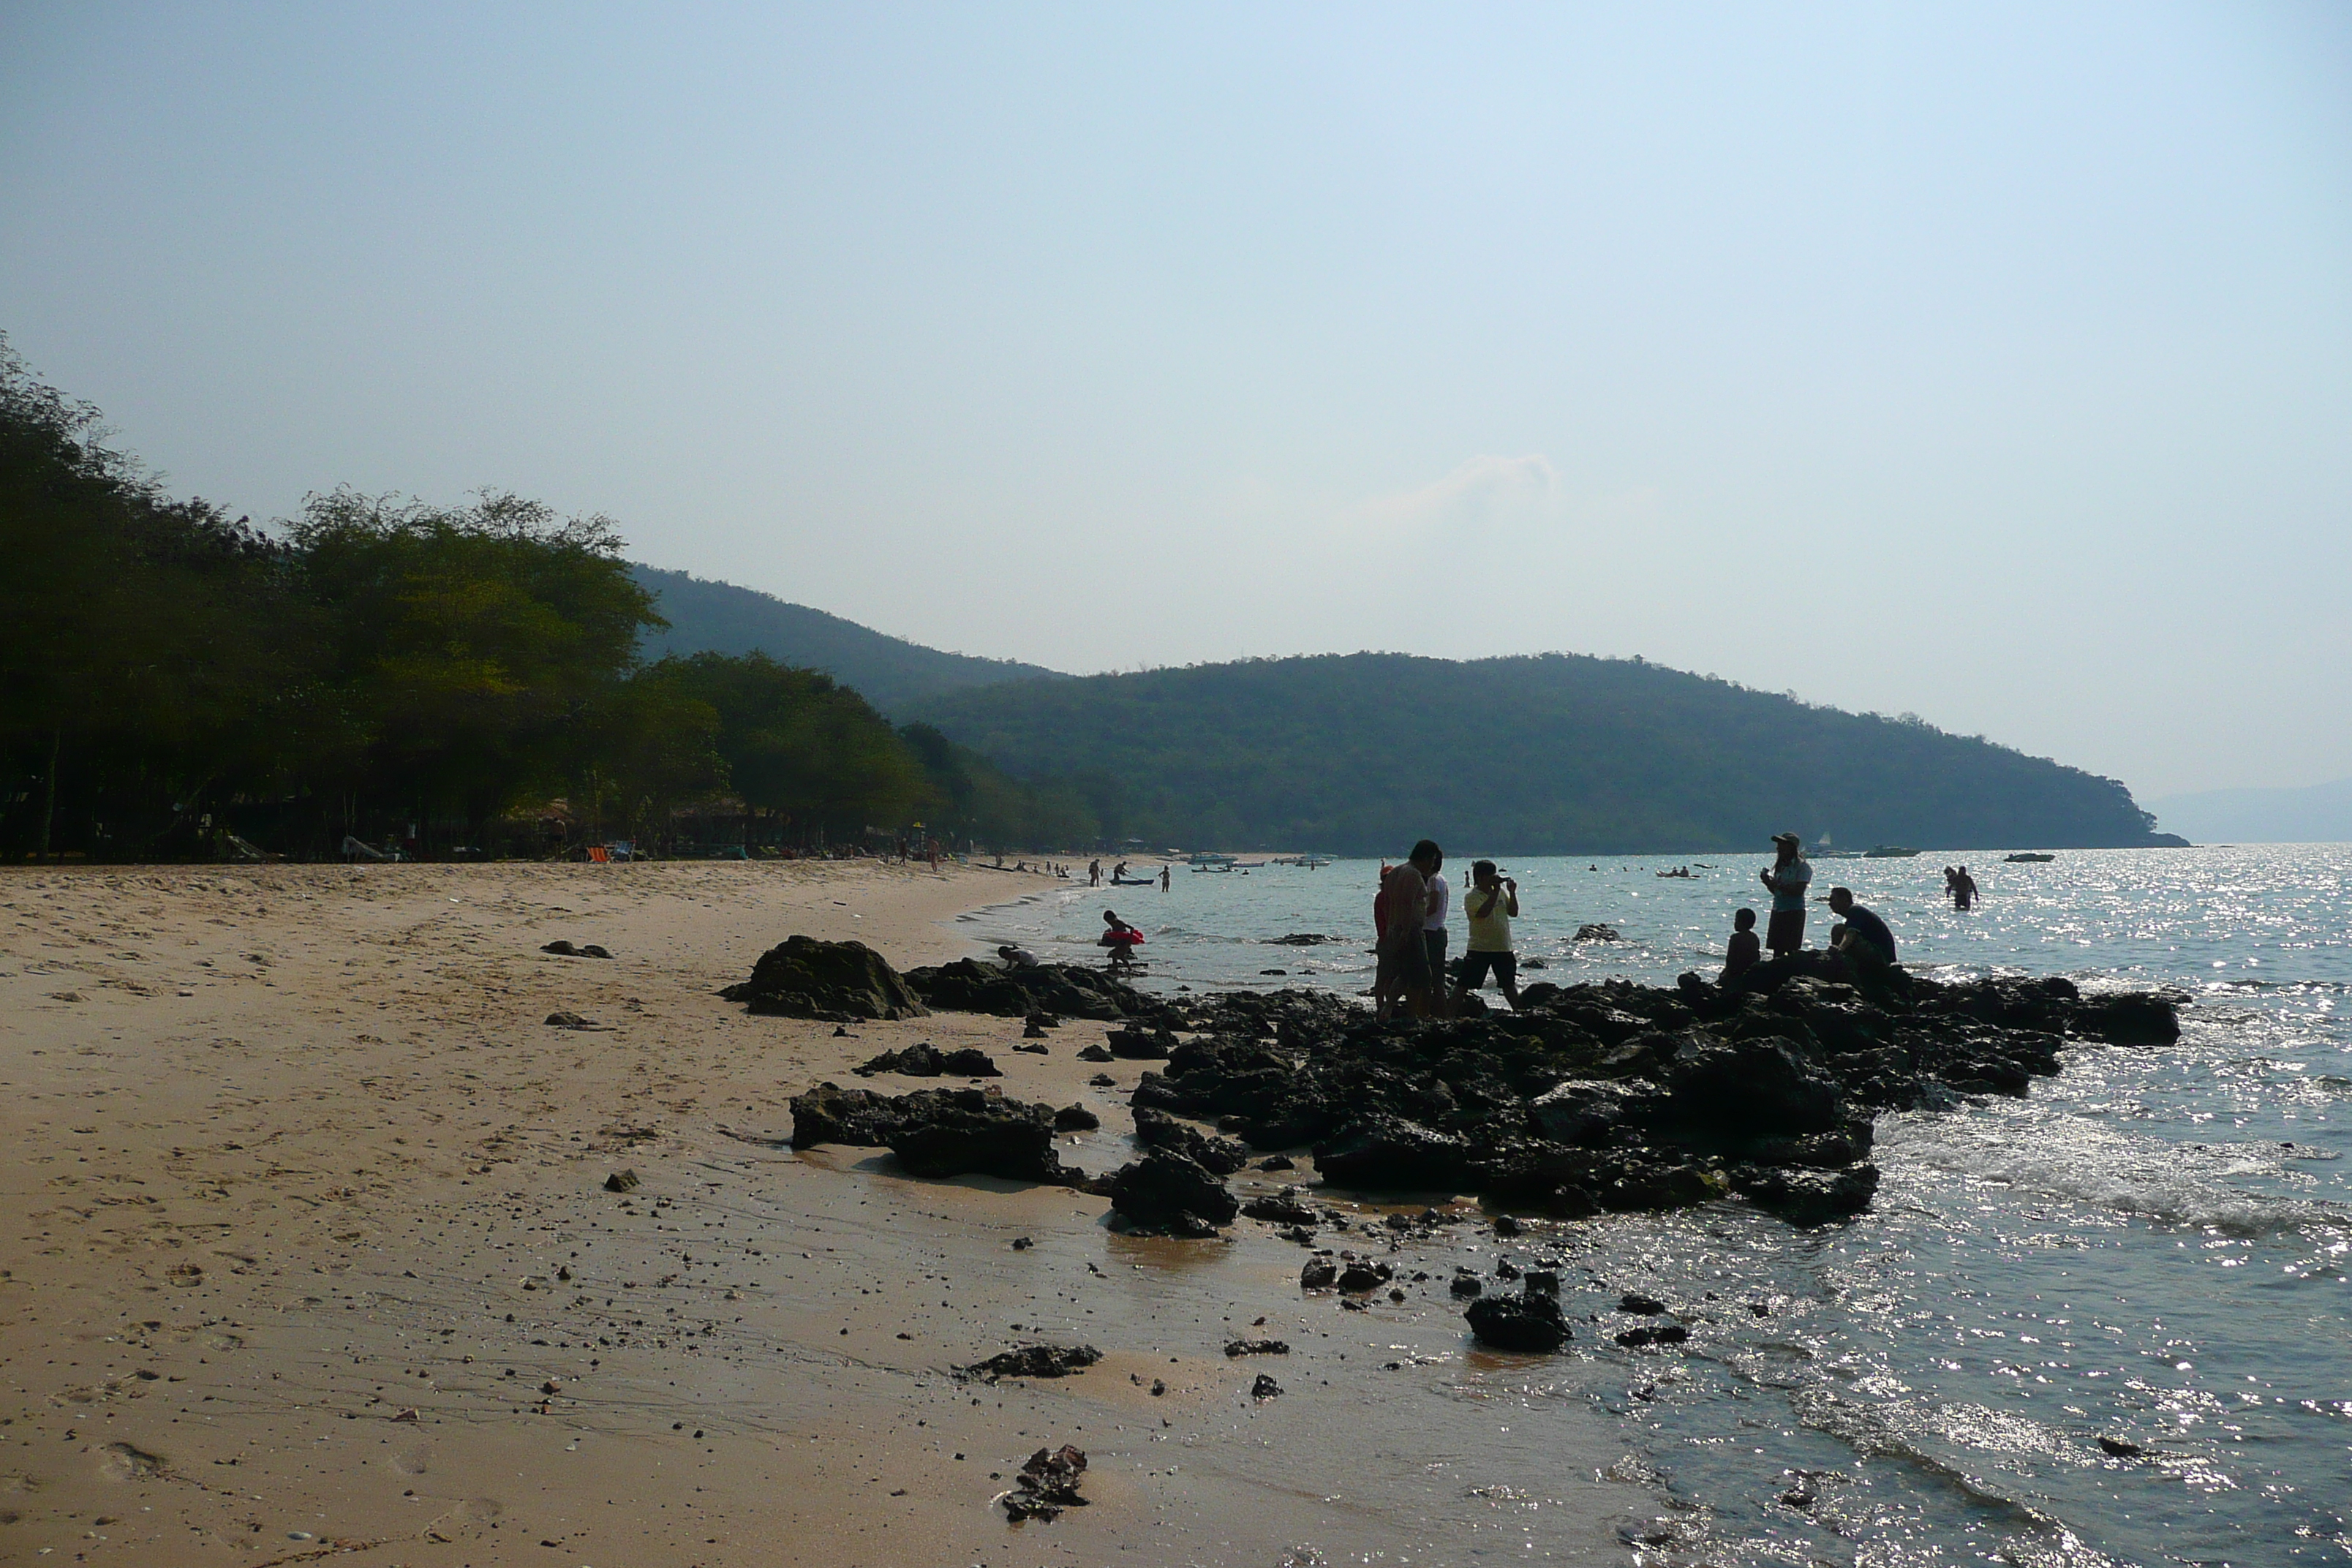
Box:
left=97, top=1441, right=165, bottom=1482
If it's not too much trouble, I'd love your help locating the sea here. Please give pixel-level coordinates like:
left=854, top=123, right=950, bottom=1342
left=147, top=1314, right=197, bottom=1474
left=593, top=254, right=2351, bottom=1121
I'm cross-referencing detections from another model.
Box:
left=970, top=845, right=2351, bottom=1567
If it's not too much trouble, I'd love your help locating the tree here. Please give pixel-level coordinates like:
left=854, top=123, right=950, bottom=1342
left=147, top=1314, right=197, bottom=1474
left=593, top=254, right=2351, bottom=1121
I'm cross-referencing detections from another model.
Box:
left=288, top=487, right=663, bottom=847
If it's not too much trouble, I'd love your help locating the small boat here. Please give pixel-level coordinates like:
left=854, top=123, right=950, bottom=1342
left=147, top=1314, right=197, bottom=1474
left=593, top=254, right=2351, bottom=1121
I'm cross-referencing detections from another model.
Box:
left=2004, top=852, right=2056, bottom=863
left=1863, top=845, right=1921, bottom=858
left=1228, top=860, right=1268, bottom=870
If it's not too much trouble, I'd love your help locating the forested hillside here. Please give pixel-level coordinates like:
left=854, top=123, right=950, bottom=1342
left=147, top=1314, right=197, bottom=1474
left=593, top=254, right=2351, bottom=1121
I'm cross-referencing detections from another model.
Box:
left=913, top=653, right=2179, bottom=854
left=633, top=565, right=1062, bottom=714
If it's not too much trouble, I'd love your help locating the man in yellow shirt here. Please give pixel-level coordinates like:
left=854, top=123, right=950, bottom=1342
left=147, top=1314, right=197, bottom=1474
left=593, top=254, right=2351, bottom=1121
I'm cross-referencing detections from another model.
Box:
left=1450, top=859, right=1522, bottom=1011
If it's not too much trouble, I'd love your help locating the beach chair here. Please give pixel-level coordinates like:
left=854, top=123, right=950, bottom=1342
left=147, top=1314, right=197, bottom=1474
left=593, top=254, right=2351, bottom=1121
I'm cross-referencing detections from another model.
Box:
left=587, top=845, right=610, bottom=864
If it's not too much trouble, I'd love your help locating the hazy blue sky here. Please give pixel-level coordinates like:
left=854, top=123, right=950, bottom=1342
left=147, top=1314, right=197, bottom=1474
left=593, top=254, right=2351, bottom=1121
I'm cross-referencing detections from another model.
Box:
left=5, top=4, right=2348, bottom=802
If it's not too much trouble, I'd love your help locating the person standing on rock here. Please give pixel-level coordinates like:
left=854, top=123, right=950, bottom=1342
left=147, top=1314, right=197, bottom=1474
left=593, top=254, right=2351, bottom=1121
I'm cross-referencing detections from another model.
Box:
left=1376, top=840, right=1441, bottom=1021
left=1759, top=833, right=1813, bottom=957
left=1421, top=850, right=1452, bottom=1014
left=1451, top=860, right=1521, bottom=1011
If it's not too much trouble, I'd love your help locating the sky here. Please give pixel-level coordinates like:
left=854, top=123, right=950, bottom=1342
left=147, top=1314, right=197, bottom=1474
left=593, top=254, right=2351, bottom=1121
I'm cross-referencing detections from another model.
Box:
left=4, top=3, right=2348, bottom=803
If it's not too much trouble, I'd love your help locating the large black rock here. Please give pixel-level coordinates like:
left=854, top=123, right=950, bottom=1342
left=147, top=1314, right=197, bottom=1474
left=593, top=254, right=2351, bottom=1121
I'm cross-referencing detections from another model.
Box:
left=1466, top=1288, right=1570, bottom=1352
left=854, top=1042, right=1002, bottom=1078
left=721, top=935, right=929, bottom=1021
left=2070, top=992, right=2182, bottom=1045
left=1107, top=1148, right=1237, bottom=1236
left=1665, top=1037, right=1841, bottom=1136
left=883, top=1087, right=1081, bottom=1184
left=788, top=1081, right=902, bottom=1147
left=1731, top=1161, right=1880, bottom=1224
left=1132, top=1107, right=1249, bottom=1175
left=902, top=958, right=1162, bottom=1022
left=1313, top=1114, right=1474, bottom=1191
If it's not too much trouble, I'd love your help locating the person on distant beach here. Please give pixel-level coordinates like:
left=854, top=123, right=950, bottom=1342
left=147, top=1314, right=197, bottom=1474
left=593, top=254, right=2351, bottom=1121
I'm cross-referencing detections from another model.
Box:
left=1098, top=910, right=1144, bottom=967
left=1376, top=841, right=1441, bottom=1020
left=1720, top=908, right=1762, bottom=984
left=1160, top=864, right=1171, bottom=892
left=1451, top=860, right=1521, bottom=1011
left=1760, top=833, right=1812, bottom=956
left=1953, top=865, right=1980, bottom=911
left=1827, top=886, right=1897, bottom=976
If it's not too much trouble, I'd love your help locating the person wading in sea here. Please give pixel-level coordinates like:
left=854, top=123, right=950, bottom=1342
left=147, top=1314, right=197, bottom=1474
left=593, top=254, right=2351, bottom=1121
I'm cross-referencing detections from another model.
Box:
left=1759, top=833, right=1813, bottom=957
left=1376, top=841, right=1441, bottom=1021
left=1953, top=865, right=1980, bottom=911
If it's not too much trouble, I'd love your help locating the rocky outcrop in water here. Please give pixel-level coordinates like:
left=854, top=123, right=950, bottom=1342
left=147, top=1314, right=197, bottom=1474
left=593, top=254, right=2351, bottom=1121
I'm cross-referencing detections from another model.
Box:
left=1123, top=968, right=2184, bottom=1227
left=1466, top=1286, right=1571, bottom=1352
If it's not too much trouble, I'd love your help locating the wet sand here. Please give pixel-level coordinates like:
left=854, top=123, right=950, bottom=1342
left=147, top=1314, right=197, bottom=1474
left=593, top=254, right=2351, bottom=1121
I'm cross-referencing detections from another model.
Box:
left=0, top=861, right=1636, bottom=1565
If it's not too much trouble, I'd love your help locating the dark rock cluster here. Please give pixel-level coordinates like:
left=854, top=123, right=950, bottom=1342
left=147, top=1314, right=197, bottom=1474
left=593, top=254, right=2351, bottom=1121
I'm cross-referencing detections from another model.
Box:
left=1106, top=1148, right=1238, bottom=1237
left=762, top=938, right=2184, bottom=1240
left=787, top=1082, right=1082, bottom=1185
left=1130, top=967, right=2183, bottom=1226
left=853, top=1042, right=1003, bottom=1078
left=1003, top=1444, right=1088, bottom=1521
left=719, top=935, right=930, bottom=1020
left=900, top=957, right=1164, bottom=1021
left=957, top=1344, right=1101, bottom=1382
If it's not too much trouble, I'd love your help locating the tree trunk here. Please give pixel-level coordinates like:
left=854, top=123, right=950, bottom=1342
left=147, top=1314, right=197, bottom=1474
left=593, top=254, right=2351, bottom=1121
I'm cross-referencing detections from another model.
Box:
left=37, top=724, right=61, bottom=861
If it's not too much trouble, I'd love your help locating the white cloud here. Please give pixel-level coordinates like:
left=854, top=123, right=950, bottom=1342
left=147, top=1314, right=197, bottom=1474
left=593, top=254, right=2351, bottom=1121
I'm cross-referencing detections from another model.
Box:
left=1360, top=453, right=1567, bottom=536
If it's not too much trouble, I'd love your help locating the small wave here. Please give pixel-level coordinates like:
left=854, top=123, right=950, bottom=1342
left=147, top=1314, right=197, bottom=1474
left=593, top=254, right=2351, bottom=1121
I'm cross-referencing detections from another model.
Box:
left=1882, top=1110, right=2352, bottom=1237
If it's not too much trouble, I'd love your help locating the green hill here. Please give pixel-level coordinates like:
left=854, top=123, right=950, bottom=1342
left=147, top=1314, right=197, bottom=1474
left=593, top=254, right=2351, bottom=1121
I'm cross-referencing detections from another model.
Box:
left=912, top=652, right=2178, bottom=854
left=632, top=565, right=1063, bottom=715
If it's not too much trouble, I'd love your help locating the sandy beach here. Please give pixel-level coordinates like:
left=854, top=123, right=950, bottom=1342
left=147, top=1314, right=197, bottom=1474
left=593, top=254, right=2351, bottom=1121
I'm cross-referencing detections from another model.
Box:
left=0, top=859, right=1631, bottom=1567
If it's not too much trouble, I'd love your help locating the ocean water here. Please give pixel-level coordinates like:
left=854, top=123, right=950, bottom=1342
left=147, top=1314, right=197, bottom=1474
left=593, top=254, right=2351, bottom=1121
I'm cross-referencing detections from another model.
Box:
left=974, top=847, right=2351, bottom=1567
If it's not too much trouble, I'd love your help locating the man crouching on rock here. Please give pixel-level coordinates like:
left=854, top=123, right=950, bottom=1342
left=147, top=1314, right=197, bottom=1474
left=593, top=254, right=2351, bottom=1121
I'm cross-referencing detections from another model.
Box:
left=1376, top=840, right=1442, bottom=1021
left=1826, top=886, right=1897, bottom=980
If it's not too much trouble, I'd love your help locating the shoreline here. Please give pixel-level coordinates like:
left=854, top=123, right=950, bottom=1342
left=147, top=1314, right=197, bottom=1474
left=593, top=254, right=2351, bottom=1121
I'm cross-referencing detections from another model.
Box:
left=0, top=861, right=1640, bottom=1564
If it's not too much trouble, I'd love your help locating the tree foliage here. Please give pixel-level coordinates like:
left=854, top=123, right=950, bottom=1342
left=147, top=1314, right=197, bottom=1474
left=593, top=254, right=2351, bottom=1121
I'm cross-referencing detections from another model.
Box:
left=0, top=341, right=1081, bottom=859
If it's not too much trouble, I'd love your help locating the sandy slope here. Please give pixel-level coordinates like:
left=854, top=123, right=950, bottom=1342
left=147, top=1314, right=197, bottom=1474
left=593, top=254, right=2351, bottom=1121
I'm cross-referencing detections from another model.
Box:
left=0, top=860, right=1629, bottom=1567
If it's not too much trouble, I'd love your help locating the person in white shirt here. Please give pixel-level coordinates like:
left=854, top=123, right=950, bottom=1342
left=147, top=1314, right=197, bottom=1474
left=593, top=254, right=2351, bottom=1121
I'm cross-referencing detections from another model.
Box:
left=1421, top=854, right=1451, bottom=1013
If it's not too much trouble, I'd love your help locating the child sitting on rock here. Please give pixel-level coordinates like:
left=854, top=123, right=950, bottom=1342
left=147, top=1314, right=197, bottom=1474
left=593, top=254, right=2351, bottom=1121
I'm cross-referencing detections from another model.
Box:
left=1720, top=908, right=1762, bottom=984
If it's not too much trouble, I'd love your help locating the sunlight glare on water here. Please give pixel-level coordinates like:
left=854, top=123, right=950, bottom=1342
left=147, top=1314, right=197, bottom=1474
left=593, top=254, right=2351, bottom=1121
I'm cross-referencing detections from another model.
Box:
left=979, top=845, right=2351, bottom=1567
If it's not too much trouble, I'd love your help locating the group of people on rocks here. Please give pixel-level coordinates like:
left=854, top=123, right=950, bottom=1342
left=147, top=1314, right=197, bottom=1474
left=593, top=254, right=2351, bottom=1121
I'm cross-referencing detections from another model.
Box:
left=1373, top=840, right=1523, bottom=1020
left=1716, top=832, right=1899, bottom=988
left=1372, top=831, right=1937, bottom=1017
